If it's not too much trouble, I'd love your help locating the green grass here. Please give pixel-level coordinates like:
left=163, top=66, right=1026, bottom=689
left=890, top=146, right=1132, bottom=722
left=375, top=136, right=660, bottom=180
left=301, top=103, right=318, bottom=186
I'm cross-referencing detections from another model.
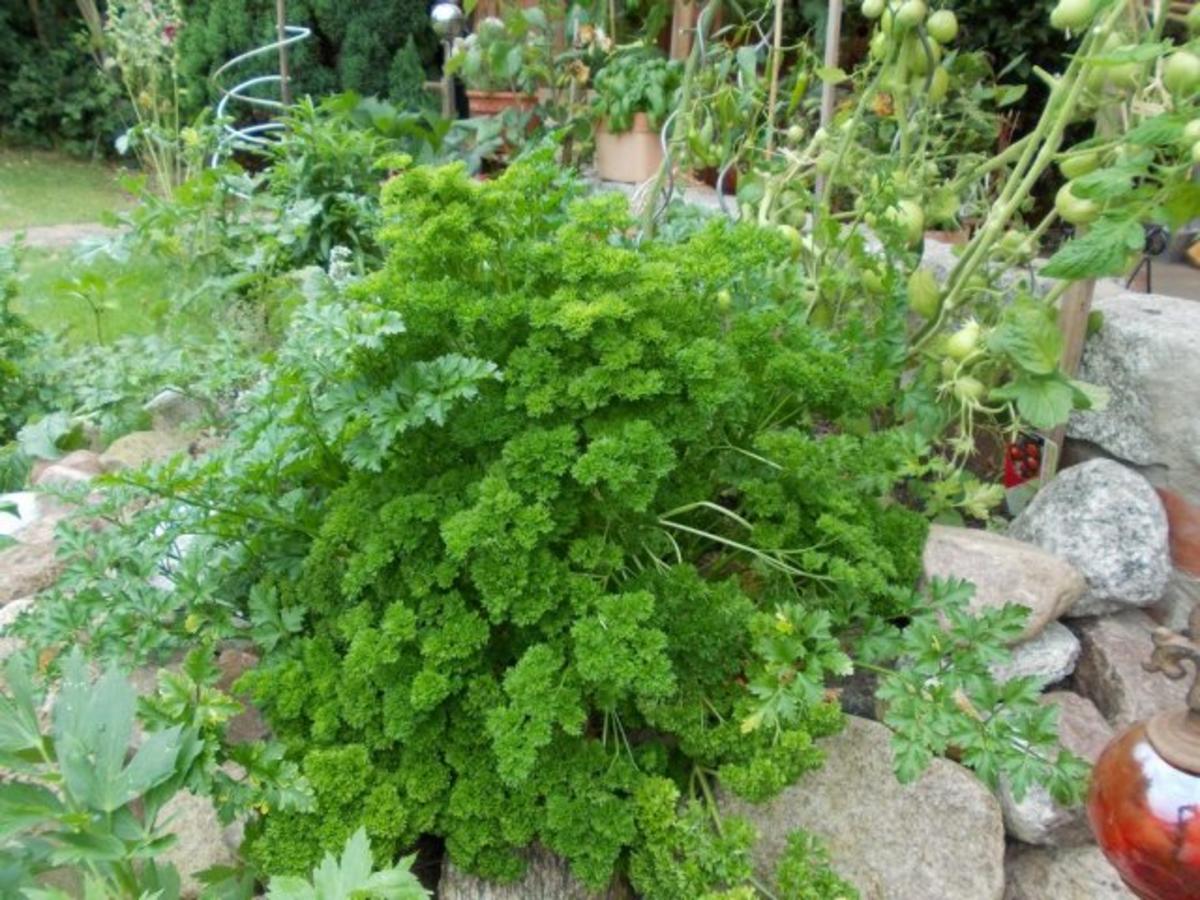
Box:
left=0, top=148, right=135, bottom=230
left=14, top=248, right=191, bottom=347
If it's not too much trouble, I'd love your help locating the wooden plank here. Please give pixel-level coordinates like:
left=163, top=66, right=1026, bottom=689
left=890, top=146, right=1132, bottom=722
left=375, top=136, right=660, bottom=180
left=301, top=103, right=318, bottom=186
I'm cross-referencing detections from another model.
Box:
left=1042, top=279, right=1096, bottom=478
left=670, top=0, right=700, bottom=60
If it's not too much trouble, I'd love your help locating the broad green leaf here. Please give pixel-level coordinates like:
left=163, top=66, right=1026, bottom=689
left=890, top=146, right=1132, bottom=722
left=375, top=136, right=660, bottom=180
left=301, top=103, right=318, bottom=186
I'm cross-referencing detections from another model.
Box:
left=47, top=828, right=129, bottom=863
left=1162, top=183, right=1200, bottom=229
left=0, top=782, right=65, bottom=838
left=1071, top=166, right=1138, bottom=201
left=988, top=311, right=1062, bottom=375
left=0, top=656, right=44, bottom=755
left=816, top=65, right=847, bottom=84
left=1124, top=113, right=1185, bottom=146
left=1083, top=40, right=1170, bottom=64
left=991, top=374, right=1077, bottom=430
left=1041, top=218, right=1143, bottom=280
left=15, top=412, right=72, bottom=461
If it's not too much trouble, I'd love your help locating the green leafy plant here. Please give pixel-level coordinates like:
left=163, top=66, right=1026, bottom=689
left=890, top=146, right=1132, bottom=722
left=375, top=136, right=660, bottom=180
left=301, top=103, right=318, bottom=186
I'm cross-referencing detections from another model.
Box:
left=651, top=0, right=1199, bottom=509
left=868, top=577, right=1089, bottom=804
left=446, top=7, right=555, bottom=94
left=264, top=829, right=428, bottom=900
left=0, top=642, right=312, bottom=898
left=0, top=244, right=53, bottom=445
left=591, top=49, right=682, bottom=133
left=0, top=649, right=198, bottom=897
left=105, top=0, right=199, bottom=196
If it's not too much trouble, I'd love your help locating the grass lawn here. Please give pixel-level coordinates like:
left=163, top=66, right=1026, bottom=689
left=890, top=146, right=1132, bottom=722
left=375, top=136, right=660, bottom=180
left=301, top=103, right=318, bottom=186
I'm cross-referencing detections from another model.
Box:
left=0, top=148, right=134, bottom=230
left=14, top=248, right=191, bottom=347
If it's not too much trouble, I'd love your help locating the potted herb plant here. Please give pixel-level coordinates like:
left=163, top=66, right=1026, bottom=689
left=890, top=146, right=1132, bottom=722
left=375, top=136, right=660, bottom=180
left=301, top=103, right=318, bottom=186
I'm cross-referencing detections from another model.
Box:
left=591, top=49, right=681, bottom=183
left=447, top=7, right=553, bottom=117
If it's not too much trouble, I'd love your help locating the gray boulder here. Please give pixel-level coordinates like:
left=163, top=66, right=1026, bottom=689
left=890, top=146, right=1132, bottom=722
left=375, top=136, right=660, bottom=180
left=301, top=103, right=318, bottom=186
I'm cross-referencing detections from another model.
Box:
left=992, top=622, right=1081, bottom=687
left=440, top=846, right=629, bottom=899
left=156, top=791, right=240, bottom=898
left=721, top=715, right=1005, bottom=900
left=1067, top=291, right=1200, bottom=503
left=145, top=388, right=207, bottom=432
left=1004, top=845, right=1135, bottom=899
left=1009, top=461, right=1170, bottom=617
left=1072, top=610, right=1191, bottom=729
left=923, top=525, right=1086, bottom=641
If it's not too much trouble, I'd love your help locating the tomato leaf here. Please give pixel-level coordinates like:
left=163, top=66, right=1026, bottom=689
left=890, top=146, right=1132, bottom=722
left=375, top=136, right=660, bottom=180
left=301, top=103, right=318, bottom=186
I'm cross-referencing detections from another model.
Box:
left=988, top=309, right=1063, bottom=375
left=991, top=374, right=1077, bottom=430
left=1041, top=218, right=1143, bottom=280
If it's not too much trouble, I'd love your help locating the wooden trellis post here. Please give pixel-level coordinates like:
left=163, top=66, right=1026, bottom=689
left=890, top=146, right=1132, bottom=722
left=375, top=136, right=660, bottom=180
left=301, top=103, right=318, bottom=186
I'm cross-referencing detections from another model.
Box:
left=819, top=0, right=844, bottom=132
left=276, top=0, right=292, bottom=106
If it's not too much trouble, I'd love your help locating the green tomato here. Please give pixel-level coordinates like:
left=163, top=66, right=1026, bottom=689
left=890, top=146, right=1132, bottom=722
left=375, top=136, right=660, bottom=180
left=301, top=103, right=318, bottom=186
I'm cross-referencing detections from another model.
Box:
left=776, top=224, right=804, bottom=259
left=998, top=229, right=1035, bottom=263
left=889, top=199, right=926, bottom=247
left=1164, top=51, right=1200, bottom=96
left=895, top=0, right=928, bottom=29
left=1055, top=182, right=1100, bottom=226
left=927, top=66, right=951, bottom=104
left=786, top=123, right=805, bottom=144
left=1107, top=61, right=1143, bottom=91
left=1049, top=0, right=1093, bottom=31
left=1059, top=150, right=1100, bottom=180
left=862, top=269, right=886, bottom=295
left=870, top=30, right=892, bottom=60
left=716, top=289, right=733, bottom=311
left=903, top=34, right=941, bottom=75
left=945, top=320, right=981, bottom=361
left=907, top=267, right=941, bottom=319
left=954, top=376, right=986, bottom=404
left=862, top=0, right=886, bottom=19
left=926, top=9, right=958, bottom=43
left=1184, top=120, right=1200, bottom=144
left=941, top=357, right=957, bottom=379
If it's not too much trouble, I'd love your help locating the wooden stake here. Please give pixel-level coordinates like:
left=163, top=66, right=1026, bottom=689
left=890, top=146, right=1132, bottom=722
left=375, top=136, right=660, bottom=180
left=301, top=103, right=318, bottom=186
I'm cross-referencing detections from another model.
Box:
left=814, top=0, right=844, bottom=198
left=276, top=0, right=292, bottom=107
left=819, top=0, right=844, bottom=133
left=1041, top=278, right=1096, bottom=478
left=670, top=0, right=700, bottom=60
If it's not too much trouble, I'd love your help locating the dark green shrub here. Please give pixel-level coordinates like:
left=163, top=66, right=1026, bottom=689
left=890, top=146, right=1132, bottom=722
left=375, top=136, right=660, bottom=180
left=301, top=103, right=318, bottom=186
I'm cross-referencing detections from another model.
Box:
left=178, top=0, right=437, bottom=114
left=0, top=3, right=127, bottom=154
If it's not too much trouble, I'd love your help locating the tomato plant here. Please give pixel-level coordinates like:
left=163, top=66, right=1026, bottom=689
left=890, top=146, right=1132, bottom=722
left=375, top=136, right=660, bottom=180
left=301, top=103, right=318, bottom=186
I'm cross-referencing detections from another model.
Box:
left=646, top=0, right=1199, bottom=517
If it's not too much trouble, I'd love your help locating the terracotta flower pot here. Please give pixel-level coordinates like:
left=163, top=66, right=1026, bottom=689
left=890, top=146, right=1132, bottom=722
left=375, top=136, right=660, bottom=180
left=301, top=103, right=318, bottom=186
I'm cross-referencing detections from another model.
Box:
left=595, top=113, right=663, bottom=185
left=466, top=90, right=538, bottom=117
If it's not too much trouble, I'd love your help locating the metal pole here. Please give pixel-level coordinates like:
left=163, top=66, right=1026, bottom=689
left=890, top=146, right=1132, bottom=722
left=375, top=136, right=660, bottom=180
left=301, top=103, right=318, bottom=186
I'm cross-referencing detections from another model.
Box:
left=276, top=0, right=292, bottom=106
left=442, top=44, right=457, bottom=118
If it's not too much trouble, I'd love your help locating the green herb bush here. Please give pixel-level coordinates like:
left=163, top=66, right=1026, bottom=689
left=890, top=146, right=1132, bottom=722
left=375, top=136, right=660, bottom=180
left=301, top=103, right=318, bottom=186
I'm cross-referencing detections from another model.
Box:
left=191, top=156, right=926, bottom=890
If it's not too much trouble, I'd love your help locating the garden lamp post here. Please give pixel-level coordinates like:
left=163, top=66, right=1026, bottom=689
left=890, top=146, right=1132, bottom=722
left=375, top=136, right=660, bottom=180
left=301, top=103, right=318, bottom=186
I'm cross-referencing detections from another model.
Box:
left=432, top=0, right=465, bottom=119
left=1088, top=602, right=1200, bottom=899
